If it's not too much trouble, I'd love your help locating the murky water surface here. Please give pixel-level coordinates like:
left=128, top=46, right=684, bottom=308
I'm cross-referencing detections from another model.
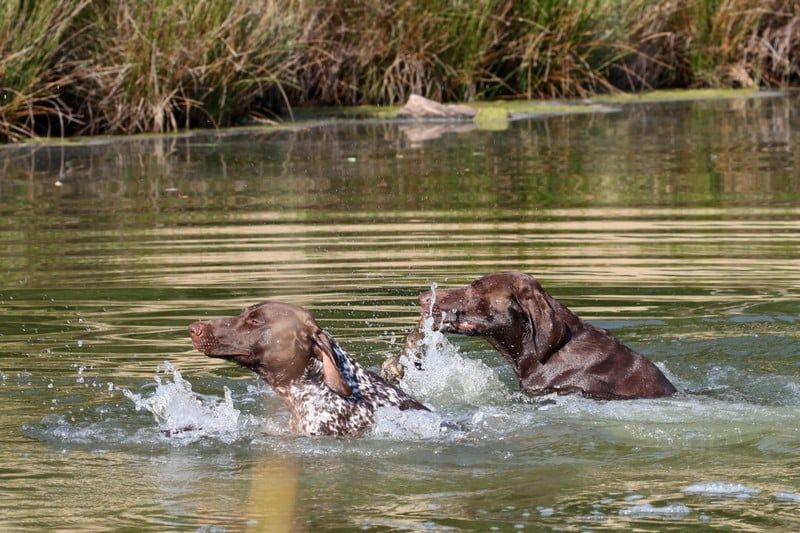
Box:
left=1, top=94, right=800, bottom=531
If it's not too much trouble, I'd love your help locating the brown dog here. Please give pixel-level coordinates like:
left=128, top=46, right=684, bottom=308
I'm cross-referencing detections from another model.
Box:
left=383, top=272, right=676, bottom=400
left=190, top=301, right=427, bottom=437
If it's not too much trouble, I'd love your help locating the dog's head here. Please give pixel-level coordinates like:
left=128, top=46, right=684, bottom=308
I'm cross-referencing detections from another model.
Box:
left=419, top=272, right=568, bottom=364
left=189, top=301, right=361, bottom=398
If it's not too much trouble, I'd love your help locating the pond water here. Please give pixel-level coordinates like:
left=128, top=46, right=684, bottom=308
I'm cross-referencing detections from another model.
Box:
left=1, top=93, right=800, bottom=531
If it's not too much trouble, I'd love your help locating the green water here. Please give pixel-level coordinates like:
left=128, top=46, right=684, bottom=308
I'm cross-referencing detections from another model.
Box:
left=1, top=93, right=800, bottom=531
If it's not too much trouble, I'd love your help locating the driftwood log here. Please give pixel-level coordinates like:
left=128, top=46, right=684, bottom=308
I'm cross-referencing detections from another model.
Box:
left=396, top=94, right=477, bottom=120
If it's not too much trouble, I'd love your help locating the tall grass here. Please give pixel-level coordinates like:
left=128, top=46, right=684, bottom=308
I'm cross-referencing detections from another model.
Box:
left=294, top=0, right=631, bottom=103
left=0, top=0, right=798, bottom=142
left=496, top=0, right=627, bottom=98
left=714, top=0, right=800, bottom=87
left=0, top=0, right=87, bottom=141
left=72, top=0, right=298, bottom=134
left=293, top=1, right=499, bottom=104
left=621, top=0, right=800, bottom=89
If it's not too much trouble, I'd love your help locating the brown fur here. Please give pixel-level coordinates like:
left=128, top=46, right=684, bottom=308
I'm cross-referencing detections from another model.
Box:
left=190, top=301, right=427, bottom=436
left=385, top=272, right=676, bottom=400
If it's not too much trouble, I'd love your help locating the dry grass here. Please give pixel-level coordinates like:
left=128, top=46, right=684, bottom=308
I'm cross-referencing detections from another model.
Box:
left=71, top=0, right=299, bottom=134
left=619, top=0, right=800, bottom=90
left=0, top=0, right=88, bottom=142
left=293, top=1, right=497, bottom=104
left=0, top=0, right=798, bottom=142
left=496, top=0, right=627, bottom=99
left=294, top=0, right=631, bottom=103
left=733, top=0, right=800, bottom=86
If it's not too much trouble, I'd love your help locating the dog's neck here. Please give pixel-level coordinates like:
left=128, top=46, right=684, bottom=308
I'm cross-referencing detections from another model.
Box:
left=271, top=358, right=327, bottom=409
left=270, top=358, right=374, bottom=436
left=269, top=357, right=425, bottom=436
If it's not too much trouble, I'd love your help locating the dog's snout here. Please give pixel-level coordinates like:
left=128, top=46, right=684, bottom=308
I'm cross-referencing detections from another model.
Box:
left=189, top=321, right=207, bottom=338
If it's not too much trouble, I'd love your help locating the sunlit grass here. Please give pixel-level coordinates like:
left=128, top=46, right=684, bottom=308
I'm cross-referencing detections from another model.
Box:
left=72, top=0, right=299, bottom=134
left=0, top=0, right=87, bottom=141
left=0, top=0, right=798, bottom=142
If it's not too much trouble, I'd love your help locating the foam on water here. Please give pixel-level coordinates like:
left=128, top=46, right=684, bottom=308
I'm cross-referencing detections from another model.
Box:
left=23, top=362, right=279, bottom=448
left=618, top=503, right=692, bottom=518
left=121, top=362, right=251, bottom=444
left=555, top=393, right=777, bottom=423
left=775, top=491, right=800, bottom=503
left=371, top=406, right=459, bottom=441
left=682, top=482, right=761, bottom=499
left=367, top=282, right=517, bottom=440
left=535, top=389, right=800, bottom=446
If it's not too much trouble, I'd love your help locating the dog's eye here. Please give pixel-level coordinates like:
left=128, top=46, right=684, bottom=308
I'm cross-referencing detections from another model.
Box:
left=246, top=315, right=263, bottom=326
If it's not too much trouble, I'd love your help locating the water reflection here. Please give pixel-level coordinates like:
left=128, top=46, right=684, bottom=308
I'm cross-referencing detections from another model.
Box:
left=399, top=122, right=477, bottom=144
left=1, top=92, right=798, bottom=216
left=245, top=455, right=301, bottom=533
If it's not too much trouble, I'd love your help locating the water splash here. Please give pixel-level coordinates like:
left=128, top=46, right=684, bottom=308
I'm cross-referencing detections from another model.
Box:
left=371, top=406, right=457, bottom=441
left=682, top=482, right=760, bottom=499
left=399, top=282, right=508, bottom=406
left=618, top=503, right=692, bottom=518
left=121, top=362, right=247, bottom=444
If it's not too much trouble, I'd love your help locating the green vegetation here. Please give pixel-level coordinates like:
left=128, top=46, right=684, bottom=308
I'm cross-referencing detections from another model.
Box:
left=0, top=0, right=86, bottom=141
left=592, top=87, right=762, bottom=102
left=73, top=0, right=299, bottom=134
left=1, top=0, right=798, bottom=142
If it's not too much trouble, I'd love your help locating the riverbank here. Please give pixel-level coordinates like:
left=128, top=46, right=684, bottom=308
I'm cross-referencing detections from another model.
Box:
left=4, top=88, right=772, bottom=149
left=1, top=1, right=798, bottom=143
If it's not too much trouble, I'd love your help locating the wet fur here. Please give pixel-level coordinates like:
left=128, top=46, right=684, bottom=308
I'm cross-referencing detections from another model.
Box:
left=397, top=272, right=677, bottom=400
left=276, top=343, right=425, bottom=436
left=189, top=302, right=427, bottom=437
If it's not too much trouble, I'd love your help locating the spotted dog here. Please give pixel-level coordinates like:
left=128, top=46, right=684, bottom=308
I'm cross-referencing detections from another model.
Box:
left=189, top=301, right=428, bottom=437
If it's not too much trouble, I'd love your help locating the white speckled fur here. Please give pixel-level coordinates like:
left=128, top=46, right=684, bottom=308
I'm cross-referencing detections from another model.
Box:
left=190, top=303, right=428, bottom=438
left=276, top=355, right=420, bottom=437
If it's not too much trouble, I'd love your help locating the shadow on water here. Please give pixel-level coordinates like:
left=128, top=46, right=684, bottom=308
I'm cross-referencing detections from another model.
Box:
left=1, top=93, right=800, bottom=530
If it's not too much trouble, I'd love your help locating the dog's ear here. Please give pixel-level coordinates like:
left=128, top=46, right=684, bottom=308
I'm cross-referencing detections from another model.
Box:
left=512, top=276, right=567, bottom=363
left=311, top=330, right=362, bottom=401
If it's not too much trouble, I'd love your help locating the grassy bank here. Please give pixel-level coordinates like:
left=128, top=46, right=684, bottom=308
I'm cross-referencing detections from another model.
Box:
left=1, top=0, right=798, bottom=142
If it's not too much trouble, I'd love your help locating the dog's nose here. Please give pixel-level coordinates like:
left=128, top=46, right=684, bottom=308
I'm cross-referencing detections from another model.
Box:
left=189, top=321, right=206, bottom=338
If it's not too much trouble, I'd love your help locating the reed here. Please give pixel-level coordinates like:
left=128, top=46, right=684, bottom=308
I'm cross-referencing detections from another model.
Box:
left=496, top=0, right=628, bottom=98
left=709, top=0, right=800, bottom=87
left=71, top=0, right=299, bottom=134
left=294, top=0, right=632, bottom=103
left=293, top=1, right=494, bottom=104
left=621, top=0, right=800, bottom=89
left=0, top=0, right=798, bottom=142
left=0, top=0, right=87, bottom=141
